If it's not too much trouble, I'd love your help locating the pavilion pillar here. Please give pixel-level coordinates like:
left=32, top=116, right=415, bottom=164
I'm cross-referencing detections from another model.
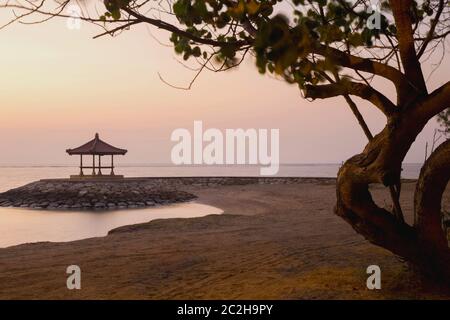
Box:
left=79, top=155, right=84, bottom=176
left=92, top=155, right=96, bottom=176
left=111, top=155, right=115, bottom=175
left=98, top=155, right=102, bottom=175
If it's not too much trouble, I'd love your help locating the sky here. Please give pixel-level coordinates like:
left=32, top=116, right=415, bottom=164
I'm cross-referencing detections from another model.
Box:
left=0, top=6, right=448, bottom=166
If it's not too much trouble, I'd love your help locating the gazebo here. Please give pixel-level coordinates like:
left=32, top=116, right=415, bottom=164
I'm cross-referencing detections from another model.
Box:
left=66, top=133, right=127, bottom=178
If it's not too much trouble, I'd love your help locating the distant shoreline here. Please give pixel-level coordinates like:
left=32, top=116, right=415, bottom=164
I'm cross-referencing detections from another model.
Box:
left=0, top=163, right=425, bottom=168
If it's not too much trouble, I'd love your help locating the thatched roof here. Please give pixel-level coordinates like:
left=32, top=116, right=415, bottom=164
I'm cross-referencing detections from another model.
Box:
left=66, top=133, right=127, bottom=155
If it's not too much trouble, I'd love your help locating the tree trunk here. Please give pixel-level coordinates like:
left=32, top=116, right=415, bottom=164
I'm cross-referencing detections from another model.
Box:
left=414, top=139, right=450, bottom=278
left=335, top=114, right=450, bottom=281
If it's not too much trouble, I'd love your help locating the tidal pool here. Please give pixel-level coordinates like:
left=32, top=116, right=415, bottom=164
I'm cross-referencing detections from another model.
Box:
left=0, top=203, right=223, bottom=248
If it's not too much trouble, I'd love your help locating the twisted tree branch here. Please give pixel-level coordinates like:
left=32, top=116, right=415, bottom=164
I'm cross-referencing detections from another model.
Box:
left=304, top=81, right=397, bottom=116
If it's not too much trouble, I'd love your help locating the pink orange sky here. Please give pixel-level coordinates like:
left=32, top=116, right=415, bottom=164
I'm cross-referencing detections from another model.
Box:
left=0, top=9, right=448, bottom=165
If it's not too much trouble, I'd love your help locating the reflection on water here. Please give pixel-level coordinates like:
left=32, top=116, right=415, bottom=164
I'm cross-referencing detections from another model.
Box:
left=0, top=203, right=222, bottom=248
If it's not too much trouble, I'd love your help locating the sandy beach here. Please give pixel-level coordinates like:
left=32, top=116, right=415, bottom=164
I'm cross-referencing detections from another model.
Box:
left=0, top=179, right=449, bottom=299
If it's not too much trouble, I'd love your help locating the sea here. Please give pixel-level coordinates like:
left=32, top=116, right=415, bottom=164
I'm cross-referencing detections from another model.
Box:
left=0, top=163, right=422, bottom=192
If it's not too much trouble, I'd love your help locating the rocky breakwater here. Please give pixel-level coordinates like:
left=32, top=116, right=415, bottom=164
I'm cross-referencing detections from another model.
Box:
left=0, top=180, right=196, bottom=210
left=0, top=177, right=338, bottom=211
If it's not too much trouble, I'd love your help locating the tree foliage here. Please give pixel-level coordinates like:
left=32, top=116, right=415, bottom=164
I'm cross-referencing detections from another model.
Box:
left=2, top=0, right=449, bottom=105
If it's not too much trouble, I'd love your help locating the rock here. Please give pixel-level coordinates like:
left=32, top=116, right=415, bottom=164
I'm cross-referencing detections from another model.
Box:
left=78, top=190, right=88, bottom=197
left=0, top=178, right=253, bottom=211
left=94, top=202, right=106, bottom=208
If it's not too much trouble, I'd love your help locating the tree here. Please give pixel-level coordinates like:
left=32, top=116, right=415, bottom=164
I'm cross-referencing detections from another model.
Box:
left=2, top=0, right=449, bottom=279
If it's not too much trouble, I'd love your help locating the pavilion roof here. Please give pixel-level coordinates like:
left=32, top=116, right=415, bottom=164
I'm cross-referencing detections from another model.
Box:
left=66, top=133, right=127, bottom=155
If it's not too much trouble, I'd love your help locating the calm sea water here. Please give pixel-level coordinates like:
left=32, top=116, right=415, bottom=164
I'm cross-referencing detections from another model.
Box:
left=0, top=164, right=421, bottom=248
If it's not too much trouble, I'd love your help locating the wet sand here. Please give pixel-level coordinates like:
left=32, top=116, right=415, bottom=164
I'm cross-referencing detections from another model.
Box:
left=0, top=180, right=449, bottom=299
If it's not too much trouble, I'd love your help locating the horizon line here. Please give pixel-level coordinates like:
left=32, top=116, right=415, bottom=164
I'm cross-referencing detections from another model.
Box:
left=0, top=162, right=425, bottom=168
